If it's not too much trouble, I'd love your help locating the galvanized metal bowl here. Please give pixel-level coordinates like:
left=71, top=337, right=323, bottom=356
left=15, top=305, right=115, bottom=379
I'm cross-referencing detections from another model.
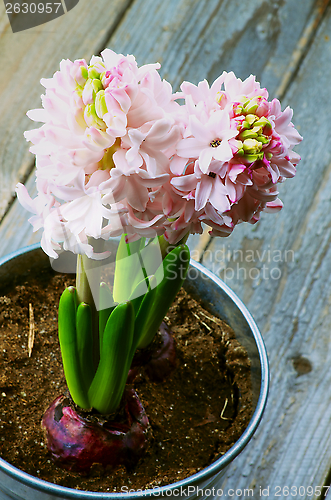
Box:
left=0, top=244, right=269, bottom=500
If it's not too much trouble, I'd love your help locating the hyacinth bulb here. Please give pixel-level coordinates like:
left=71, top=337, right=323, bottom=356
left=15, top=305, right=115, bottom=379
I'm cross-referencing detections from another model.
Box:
left=128, top=321, right=177, bottom=383
left=42, top=388, right=150, bottom=473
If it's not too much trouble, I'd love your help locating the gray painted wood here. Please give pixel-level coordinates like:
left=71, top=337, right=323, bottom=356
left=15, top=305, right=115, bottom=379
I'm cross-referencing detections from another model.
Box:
left=0, top=0, right=330, bottom=496
left=107, top=0, right=320, bottom=96
left=0, top=0, right=132, bottom=219
left=0, top=175, right=41, bottom=258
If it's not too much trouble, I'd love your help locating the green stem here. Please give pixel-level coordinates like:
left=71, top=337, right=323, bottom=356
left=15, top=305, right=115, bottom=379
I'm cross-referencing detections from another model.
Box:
left=76, top=254, right=94, bottom=306
left=158, top=233, right=190, bottom=260
left=76, top=252, right=100, bottom=369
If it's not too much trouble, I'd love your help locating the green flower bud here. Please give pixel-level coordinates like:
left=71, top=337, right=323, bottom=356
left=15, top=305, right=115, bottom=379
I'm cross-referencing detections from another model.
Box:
left=92, top=78, right=103, bottom=94
left=82, top=78, right=104, bottom=106
left=74, top=66, right=88, bottom=87
left=251, top=125, right=263, bottom=135
left=240, top=120, right=251, bottom=131
left=243, top=138, right=263, bottom=154
left=254, top=117, right=272, bottom=130
left=88, top=66, right=102, bottom=80
left=239, top=129, right=259, bottom=140
left=95, top=90, right=108, bottom=119
left=245, top=114, right=258, bottom=126
left=256, top=135, right=270, bottom=145
left=244, top=152, right=264, bottom=163
left=243, top=100, right=259, bottom=114
left=81, top=66, right=88, bottom=81
left=84, top=103, right=106, bottom=129
left=237, top=112, right=271, bottom=152
left=233, top=103, right=244, bottom=116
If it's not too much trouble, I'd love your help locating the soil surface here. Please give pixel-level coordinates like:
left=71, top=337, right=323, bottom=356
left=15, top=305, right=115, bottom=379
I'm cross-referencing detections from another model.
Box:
left=0, top=267, right=252, bottom=493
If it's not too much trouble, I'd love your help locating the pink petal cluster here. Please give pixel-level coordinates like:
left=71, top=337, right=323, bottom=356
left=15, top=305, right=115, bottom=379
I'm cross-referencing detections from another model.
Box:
left=167, top=72, right=302, bottom=241
left=17, top=52, right=302, bottom=257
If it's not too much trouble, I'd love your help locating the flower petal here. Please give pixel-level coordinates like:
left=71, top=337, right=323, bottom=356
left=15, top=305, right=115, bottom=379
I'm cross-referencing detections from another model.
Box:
left=171, top=173, right=197, bottom=192
left=176, top=137, right=206, bottom=158
left=195, top=177, right=213, bottom=211
left=199, top=147, right=214, bottom=174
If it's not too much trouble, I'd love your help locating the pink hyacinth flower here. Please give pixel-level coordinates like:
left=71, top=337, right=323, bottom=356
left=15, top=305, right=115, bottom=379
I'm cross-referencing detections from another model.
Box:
left=176, top=111, right=238, bottom=174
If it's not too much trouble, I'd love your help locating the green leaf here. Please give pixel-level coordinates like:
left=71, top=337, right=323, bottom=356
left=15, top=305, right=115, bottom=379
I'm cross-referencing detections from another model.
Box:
left=126, top=236, right=146, bottom=255
left=129, top=274, right=152, bottom=315
left=58, top=287, right=90, bottom=409
left=99, top=282, right=116, bottom=353
left=113, top=235, right=146, bottom=303
left=88, top=301, right=135, bottom=414
left=113, top=235, right=163, bottom=305
left=130, top=241, right=162, bottom=292
left=76, top=303, right=95, bottom=393
left=131, top=275, right=157, bottom=355
left=137, top=244, right=190, bottom=348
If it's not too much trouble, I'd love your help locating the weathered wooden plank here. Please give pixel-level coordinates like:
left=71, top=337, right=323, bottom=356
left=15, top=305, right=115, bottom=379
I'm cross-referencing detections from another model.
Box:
left=0, top=175, right=41, bottom=258
left=274, top=0, right=331, bottom=99
left=0, top=0, right=132, bottom=220
left=202, top=7, right=331, bottom=498
left=106, top=0, right=320, bottom=97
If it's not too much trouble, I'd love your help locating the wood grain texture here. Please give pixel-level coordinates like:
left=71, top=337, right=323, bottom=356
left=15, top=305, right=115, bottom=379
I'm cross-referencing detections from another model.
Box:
left=106, top=0, right=318, bottom=96
left=0, top=0, right=330, bottom=495
left=0, top=174, right=41, bottom=258
left=0, top=0, right=132, bottom=219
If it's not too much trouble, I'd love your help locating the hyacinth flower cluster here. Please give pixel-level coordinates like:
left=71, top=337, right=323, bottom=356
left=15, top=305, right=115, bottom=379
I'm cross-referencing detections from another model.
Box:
left=17, top=49, right=302, bottom=472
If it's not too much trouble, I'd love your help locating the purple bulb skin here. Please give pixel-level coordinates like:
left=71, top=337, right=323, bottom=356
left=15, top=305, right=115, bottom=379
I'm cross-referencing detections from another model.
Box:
left=128, top=322, right=176, bottom=383
left=144, top=322, right=176, bottom=381
left=42, top=387, right=150, bottom=473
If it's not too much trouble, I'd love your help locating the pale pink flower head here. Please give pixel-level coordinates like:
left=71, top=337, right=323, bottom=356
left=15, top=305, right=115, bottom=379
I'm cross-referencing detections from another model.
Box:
left=17, top=50, right=182, bottom=258
left=168, top=71, right=302, bottom=239
left=18, top=57, right=302, bottom=254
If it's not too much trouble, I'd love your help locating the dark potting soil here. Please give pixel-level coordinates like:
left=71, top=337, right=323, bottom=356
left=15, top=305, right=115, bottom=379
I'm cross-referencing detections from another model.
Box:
left=0, top=268, right=252, bottom=493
